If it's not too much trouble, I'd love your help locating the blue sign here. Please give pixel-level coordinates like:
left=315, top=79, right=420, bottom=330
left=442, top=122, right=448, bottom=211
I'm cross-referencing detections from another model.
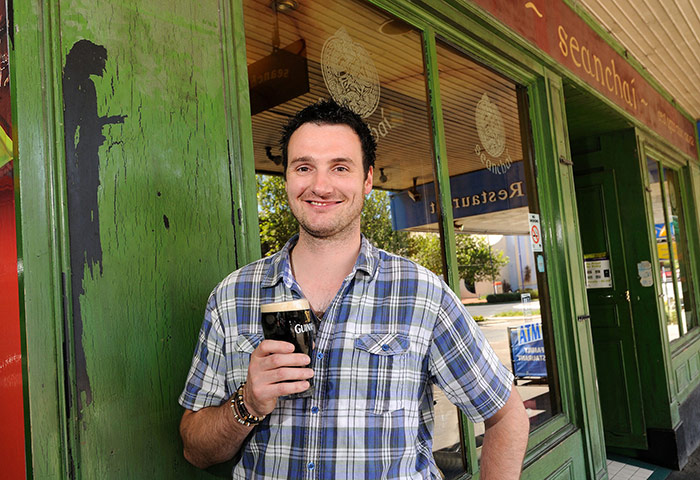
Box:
left=509, top=322, right=547, bottom=379
left=389, top=162, right=527, bottom=230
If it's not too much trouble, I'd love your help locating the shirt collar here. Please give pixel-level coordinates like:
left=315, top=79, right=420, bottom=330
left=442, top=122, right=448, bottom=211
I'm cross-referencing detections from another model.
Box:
left=261, top=234, right=379, bottom=289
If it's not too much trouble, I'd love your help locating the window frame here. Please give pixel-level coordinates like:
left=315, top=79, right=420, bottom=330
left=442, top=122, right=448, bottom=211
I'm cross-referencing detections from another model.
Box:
left=642, top=140, right=700, bottom=351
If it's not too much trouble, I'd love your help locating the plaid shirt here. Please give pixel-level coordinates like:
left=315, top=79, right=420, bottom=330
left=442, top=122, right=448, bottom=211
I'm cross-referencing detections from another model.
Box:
left=179, top=235, right=513, bottom=479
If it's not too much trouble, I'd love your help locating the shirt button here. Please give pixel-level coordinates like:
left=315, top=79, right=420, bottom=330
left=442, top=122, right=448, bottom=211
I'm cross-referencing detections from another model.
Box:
left=307, top=462, right=315, bottom=470
left=317, top=352, right=324, bottom=360
left=381, top=344, right=390, bottom=352
left=311, top=406, right=319, bottom=414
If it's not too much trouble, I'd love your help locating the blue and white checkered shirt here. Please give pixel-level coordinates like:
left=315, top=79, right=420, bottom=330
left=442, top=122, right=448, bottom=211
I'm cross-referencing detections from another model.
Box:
left=179, top=235, right=513, bottom=479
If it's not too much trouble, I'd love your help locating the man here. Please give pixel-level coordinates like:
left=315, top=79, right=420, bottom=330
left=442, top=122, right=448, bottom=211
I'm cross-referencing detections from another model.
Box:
left=179, top=100, right=529, bottom=479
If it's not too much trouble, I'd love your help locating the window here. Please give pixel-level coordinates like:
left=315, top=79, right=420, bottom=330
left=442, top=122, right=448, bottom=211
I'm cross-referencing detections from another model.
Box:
left=244, top=0, right=462, bottom=475
left=647, top=157, right=698, bottom=342
left=244, top=1, right=564, bottom=476
left=434, top=39, right=561, bottom=454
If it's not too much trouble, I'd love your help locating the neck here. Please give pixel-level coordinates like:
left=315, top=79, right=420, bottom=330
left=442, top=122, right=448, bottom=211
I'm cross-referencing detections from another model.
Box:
left=289, top=229, right=362, bottom=315
left=292, top=228, right=362, bottom=278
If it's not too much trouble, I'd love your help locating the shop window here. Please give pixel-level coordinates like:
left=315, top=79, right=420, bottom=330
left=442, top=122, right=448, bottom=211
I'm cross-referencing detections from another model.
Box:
left=647, top=158, right=698, bottom=342
left=433, top=39, right=562, bottom=455
left=243, top=0, right=465, bottom=476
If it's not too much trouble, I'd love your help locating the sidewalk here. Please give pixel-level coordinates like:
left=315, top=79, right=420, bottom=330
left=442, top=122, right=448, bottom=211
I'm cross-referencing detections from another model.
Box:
left=666, top=445, right=700, bottom=479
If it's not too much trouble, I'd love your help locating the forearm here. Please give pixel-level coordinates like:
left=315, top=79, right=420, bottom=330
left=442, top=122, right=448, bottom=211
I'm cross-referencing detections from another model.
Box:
left=180, top=401, right=253, bottom=469
left=480, top=388, right=529, bottom=479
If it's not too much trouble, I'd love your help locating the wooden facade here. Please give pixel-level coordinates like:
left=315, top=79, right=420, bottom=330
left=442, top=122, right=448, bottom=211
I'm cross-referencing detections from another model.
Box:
left=5, top=0, right=700, bottom=478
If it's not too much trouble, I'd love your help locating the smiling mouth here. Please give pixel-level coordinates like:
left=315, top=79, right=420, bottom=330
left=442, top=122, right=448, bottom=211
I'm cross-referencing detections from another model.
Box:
left=307, top=200, right=341, bottom=206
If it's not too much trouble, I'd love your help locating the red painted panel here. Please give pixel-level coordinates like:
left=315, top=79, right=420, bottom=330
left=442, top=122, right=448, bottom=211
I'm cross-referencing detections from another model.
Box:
left=0, top=163, right=26, bottom=479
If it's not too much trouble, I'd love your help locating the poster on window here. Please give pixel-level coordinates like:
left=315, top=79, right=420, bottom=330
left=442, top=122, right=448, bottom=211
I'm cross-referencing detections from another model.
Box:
left=509, top=323, right=547, bottom=380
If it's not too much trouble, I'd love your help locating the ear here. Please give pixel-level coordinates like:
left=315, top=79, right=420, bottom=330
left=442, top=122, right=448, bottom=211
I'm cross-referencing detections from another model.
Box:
left=364, top=166, right=374, bottom=195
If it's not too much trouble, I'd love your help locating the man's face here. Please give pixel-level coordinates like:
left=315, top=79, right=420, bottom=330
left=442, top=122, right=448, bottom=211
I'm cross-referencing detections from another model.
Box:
left=285, top=123, right=373, bottom=240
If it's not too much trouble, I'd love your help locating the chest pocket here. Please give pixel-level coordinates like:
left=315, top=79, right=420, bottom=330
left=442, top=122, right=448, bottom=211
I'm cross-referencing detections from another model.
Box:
left=229, top=333, right=263, bottom=391
left=353, top=332, right=410, bottom=414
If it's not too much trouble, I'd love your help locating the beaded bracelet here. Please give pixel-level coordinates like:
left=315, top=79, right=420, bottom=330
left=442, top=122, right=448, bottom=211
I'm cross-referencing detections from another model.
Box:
left=230, top=382, right=264, bottom=426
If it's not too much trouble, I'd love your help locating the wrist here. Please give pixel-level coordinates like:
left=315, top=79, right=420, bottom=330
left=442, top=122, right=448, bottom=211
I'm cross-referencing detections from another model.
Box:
left=241, top=382, right=265, bottom=418
left=230, top=382, right=265, bottom=426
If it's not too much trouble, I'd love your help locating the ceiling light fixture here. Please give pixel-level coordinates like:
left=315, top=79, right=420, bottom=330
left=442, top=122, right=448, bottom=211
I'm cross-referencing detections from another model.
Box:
left=407, top=177, right=421, bottom=202
left=265, top=146, right=283, bottom=166
left=379, top=168, right=388, bottom=183
left=273, top=0, right=298, bottom=12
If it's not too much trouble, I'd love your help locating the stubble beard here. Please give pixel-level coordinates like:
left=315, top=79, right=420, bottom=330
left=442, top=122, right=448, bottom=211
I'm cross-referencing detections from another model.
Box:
left=292, top=195, right=365, bottom=241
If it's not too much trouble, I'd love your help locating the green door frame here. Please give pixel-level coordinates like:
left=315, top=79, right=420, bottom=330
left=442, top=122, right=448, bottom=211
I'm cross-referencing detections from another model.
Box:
left=11, top=0, right=72, bottom=476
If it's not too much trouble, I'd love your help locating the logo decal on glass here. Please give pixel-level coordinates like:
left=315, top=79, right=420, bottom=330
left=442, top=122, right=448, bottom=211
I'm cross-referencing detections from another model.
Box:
left=321, top=27, right=380, bottom=118
left=475, top=93, right=513, bottom=175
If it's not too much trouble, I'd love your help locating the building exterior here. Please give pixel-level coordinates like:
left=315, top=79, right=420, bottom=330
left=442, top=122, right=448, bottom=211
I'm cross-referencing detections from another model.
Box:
left=4, top=0, right=700, bottom=478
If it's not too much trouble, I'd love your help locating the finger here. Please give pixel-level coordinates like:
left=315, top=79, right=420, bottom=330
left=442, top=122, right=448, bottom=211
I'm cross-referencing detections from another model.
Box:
left=272, top=380, right=312, bottom=397
left=261, top=367, right=314, bottom=385
left=258, top=352, right=311, bottom=371
left=253, top=340, right=296, bottom=356
left=252, top=379, right=312, bottom=400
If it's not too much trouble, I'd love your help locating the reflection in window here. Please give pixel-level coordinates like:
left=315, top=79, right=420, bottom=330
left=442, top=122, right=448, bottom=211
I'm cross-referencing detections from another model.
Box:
left=244, top=1, right=464, bottom=476
left=647, top=158, right=697, bottom=342
left=434, top=39, right=561, bottom=456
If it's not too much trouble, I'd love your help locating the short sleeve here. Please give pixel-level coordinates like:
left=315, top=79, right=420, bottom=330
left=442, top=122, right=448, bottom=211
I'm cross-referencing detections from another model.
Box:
left=429, top=286, right=514, bottom=423
left=178, top=293, right=230, bottom=411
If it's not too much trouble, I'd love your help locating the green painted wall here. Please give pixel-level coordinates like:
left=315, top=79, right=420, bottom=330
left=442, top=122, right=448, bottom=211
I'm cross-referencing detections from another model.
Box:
left=13, top=0, right=256, bottom=477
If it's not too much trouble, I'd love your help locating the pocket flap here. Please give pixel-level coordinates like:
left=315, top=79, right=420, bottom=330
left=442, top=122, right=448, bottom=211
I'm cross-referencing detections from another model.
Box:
left=236, top=333, right=263, bottom=353
left=354, top=333, right=409, bottom=355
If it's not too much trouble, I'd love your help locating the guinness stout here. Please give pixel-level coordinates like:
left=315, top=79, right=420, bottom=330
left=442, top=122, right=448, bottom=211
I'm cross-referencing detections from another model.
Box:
left=261, top=299, right=316, bottom=397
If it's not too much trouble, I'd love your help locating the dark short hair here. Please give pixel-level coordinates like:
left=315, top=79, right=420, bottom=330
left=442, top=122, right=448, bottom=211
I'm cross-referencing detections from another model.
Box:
left=280, top=99, right=376, bottom=177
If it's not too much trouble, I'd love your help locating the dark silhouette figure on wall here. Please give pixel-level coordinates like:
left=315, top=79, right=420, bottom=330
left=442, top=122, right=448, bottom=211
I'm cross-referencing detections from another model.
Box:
left=63, top=39, right=126, bottom=414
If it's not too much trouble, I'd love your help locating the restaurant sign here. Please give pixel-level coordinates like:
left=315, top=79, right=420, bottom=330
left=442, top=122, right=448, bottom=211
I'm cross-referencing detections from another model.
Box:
left=473, top=0, right=697, bottom=158
left=389, top=161, right=527, bottom=231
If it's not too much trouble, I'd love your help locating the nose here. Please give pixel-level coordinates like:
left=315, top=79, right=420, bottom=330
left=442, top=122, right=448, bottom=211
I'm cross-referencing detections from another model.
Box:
left=310, top=170, right=332, bottom=197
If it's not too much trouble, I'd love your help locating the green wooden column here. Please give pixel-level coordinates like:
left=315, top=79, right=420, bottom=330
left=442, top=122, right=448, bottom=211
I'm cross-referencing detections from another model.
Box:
left=532, top=71, right=607, bottom=479
left=11, top=0, right=68, bottom=476
left=13, top=0, right=259, bottom=477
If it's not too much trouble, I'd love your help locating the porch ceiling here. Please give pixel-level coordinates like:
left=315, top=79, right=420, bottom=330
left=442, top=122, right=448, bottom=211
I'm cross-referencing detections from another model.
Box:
left=576, top=0, right=700, bottom=122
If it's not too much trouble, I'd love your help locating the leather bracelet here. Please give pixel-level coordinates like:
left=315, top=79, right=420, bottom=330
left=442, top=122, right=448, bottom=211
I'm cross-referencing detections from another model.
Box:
left=230, top=382, right=264, bottom=426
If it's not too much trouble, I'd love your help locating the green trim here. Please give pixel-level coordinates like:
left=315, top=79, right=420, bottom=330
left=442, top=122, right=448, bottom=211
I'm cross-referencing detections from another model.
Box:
left=12, top=0, right=70, bottom=477
left=671, top=340, right=700, bottom=403
left=8, top=11, right=33, bottom=479
left=533, top=71, right=607, bottom=479
left=657, top=166, right=686, bottom=336
left=677, top=164, right=700, bottom=338
left=645, top=145, right=700, bottom=348
left=421, top=28, right=461, bottom=296
left=637, top=135, right=680, bottom=425
left=225, top=0, right=261, bottom=266
left=415, top=0, right=544, bottom=80
left=44, top=0, right=81, bottom=475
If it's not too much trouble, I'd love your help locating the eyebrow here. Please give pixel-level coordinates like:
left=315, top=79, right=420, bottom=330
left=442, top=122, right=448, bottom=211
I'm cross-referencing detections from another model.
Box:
left=289, top=156, right=356, bottom=165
